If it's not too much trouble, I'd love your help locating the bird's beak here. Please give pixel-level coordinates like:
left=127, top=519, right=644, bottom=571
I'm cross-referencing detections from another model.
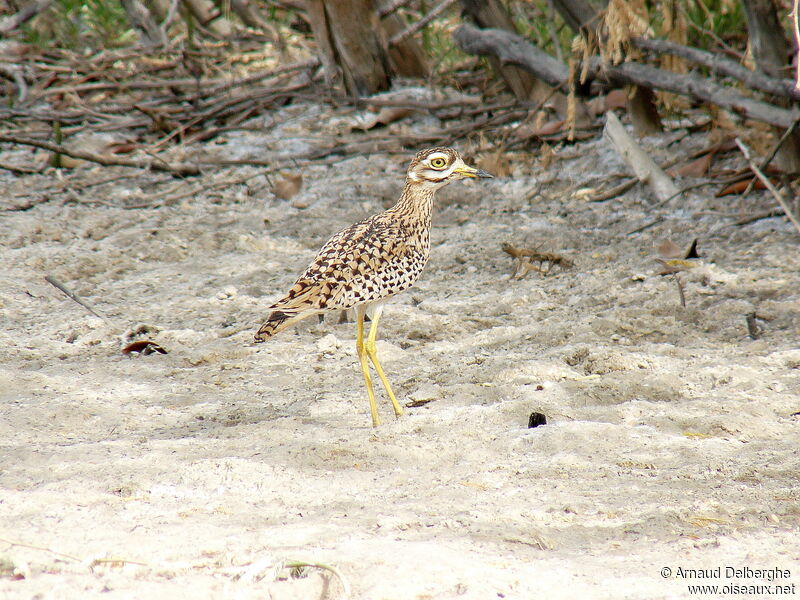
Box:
left=455, top=165, right=494, bottom=179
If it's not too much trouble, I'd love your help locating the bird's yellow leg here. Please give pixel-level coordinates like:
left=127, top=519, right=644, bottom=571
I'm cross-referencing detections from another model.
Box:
left=356, top=309, right=381, bottom=427
left=365, top=306, right=404, bottom=418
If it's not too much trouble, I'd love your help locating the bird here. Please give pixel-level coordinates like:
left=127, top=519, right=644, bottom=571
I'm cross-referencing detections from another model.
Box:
left=254, top=147, right=493, bottom=426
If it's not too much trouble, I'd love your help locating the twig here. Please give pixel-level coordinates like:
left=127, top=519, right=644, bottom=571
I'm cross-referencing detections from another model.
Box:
left=379, top=0, right=413, bottom=18
left=0, top=64, right=28, bottom=103
left=627, top=217, right=664, bottom=236
left=734, top=209, right=783, bottom=226
left=121, top=171, right=268, bottom=209
left=44, top=275, right=117, bottom=328
left=0, top=537, right=80, bottom=562
left=160, top=0, right=180, bottom=36
left=389, top=0, right=457, bottom=46
left=735, top=138, right=800, bottom=235
left=653, top=181, right=720, bottom=208
left=0, top=135, right=200, bottom=176
left=0, top=160, right=42, bottom=175
left=742, top=117, right=800, bottom=197
left=589, top=177, right=638, bottom=202
left=763, top=118, right=800, bottom=168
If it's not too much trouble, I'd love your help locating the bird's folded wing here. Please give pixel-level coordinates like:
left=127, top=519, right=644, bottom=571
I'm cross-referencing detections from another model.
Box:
left=269, top=217, right=402, bottom=312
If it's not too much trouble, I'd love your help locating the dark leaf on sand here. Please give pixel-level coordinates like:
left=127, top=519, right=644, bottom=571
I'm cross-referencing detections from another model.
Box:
left=122, top=340, right=168, bottom=356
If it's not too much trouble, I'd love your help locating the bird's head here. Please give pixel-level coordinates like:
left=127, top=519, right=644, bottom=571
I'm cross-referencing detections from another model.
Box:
left=406, top=147, right=493, bottom=189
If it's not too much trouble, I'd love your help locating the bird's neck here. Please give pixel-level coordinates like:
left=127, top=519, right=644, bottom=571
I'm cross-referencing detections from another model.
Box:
left=390, top=181, right=437, bottom=225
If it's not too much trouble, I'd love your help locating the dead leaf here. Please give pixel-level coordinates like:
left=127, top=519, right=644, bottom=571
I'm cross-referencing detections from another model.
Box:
left=273, top=173, right=303, bottom=201
left=604, top=89, right=628, bottom=111
left=669, top=152, right=713, bottom=178
left=122, top=340, right=168, bottom=356
left=657, top=238, right=699, bottom=260
left=656, top=239, right=684, bottom=259
left=104, top=141, right=138, bottom=155
left=655, top=238, right=701, bottom=274
left=514, top=120, right=564, bottom=141
left=406, top=398, right=436, bottom=407
left=357, top=106, right=413, bottom=130
left=716, top=178, right=766, bottom=196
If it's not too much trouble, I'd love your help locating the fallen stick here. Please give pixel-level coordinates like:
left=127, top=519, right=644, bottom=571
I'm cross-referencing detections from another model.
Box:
left=603, top=111, right=679, bottom=202
left=735, top=138, right=800, bottom=235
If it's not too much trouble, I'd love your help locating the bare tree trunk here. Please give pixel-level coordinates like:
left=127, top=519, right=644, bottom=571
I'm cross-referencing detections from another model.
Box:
left=380, top=11, right=428, bottom=78
left=306, top=0, right=392, bottom=96
left=743, top=0, right=800, bottom=173
left=626, top=84, right=663, bottom=136
left=459, top=0, right=546, bottom=102
left=460, top=0, right=591, bottom=126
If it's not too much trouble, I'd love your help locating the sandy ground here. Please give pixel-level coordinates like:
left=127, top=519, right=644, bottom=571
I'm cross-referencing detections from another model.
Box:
left=2, top=102, right=799, bottom=599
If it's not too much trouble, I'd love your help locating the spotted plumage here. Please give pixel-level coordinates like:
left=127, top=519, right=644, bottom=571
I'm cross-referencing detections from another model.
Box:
left=254, top=147, right=493, bottom=426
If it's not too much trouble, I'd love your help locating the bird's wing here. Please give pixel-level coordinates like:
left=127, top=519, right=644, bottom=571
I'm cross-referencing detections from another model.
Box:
left=269, top=215, right=403, bottom=313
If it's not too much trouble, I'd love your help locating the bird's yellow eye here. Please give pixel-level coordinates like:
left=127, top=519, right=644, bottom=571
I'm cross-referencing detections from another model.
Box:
left=430, top=157, right=447, bottom=169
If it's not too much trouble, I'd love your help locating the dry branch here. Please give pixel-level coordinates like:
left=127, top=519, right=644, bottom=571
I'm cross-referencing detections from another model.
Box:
left=453, top=24, right=569, bottom=90
left=596, top=60, right=800, bottom=129
left=631, top=38, right=800, bottom=102
left=453, top=24, right=800, bottom=130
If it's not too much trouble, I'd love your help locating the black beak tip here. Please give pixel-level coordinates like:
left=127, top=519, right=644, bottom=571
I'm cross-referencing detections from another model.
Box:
left=476, top=169, right=494, bottom=179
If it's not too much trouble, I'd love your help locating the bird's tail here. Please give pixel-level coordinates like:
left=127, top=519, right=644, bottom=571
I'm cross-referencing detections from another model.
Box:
left=254, top=309, right=314, bottom=342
